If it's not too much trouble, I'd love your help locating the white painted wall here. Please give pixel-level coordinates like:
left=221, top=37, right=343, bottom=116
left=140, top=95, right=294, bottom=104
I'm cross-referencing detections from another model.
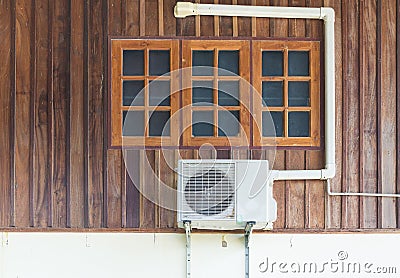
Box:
left=1, top=232, right=399, bottom=278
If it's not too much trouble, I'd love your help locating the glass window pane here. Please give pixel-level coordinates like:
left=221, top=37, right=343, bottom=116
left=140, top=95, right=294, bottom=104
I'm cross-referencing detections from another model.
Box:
left=218, top=110, right=240, bottom=137
left=262, top=51, right=283, bottom=76
left=149, top=50, right=170, bottom=76
left=288, top=111, right=310, bottom=137
left=262, top=81, right=283, bottom=107
left=262, top=111, right=283, bottom=137
left=192, top=111, right=214, bottom=136
left=123, top=80, right=145, bottom=106
left=123, top=50, right=144, bottom=76
left=192, top=81, right=214, bottom=106
left=149, top=111, right=170, bottom=136
left=288, top=81, right=309, bottom=107
left=192, top=50, right=214, bottom=76
left=218, top=81, right=239, bottom=106
left=149, top=80, right=170, bottom=106
left=218, top=50, right=239, bottom=76
left=288, top=51, right=309, bottom=76
left=122, top=110, right=144, bottom=136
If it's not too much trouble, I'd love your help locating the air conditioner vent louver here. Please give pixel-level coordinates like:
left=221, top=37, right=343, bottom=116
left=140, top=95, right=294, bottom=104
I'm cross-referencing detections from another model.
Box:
left=184, top=168, right=234, bottom=216
left=182, top=162, right=235, bottom=218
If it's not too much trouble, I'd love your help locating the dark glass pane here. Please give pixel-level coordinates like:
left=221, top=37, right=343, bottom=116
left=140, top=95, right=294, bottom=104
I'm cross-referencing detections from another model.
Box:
left=192, top=111, right=214, bottom=136
left=192, top=50, right=214, bottom=76
left=288, top=111, right=310, bottom=137
left=123, top=80, right=145, bottom=106
left=149, top=50, right=170, bottom=76
left=262, top=111, right=283, bottom=137
left=218, top=50, right=239, bottom=76
left=218, top=81, right=239, bottom=106
left=218, top=110, right=240, bottom=137
left=122, top=110, right=144, bottom=136
left=262, top=81, right=283, bottom=107
left=123, top=50, right=144, bottom=76
left=288, top=81, right=309, bottom=107
left=262, top=51, right=283, bottom=76
left=149, top=111, right=170, bottom=136
left=149, top=80, right=170, bottom=106
left=192, top=81, right=213, bottom=106
left=288, top=51, right=309, bottom=76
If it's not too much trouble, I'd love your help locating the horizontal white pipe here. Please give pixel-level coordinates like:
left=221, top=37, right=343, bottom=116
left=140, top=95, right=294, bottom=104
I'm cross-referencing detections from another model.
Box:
left=174, top=2, right=323, bottom=19
left=174, top=3, right=336, bottom=181
left=326, top=180, right=400, bottom=198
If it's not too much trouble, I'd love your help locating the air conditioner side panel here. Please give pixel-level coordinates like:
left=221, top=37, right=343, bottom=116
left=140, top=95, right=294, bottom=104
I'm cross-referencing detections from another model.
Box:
left=236, top=160, right=276, bottom=225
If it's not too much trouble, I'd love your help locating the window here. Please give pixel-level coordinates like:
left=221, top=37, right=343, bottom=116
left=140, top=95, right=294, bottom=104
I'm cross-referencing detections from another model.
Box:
left=181, top=40, right=251, bottom=146
left=110, top=40, right=179, bottom=146
left=110, top=39, right=320, bottom=148
left=252, top=41, right=320, bottom=147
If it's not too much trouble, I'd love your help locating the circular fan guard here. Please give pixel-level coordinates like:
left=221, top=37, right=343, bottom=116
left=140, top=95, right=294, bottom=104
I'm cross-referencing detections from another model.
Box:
left=184, top=169, right=234, bottom=216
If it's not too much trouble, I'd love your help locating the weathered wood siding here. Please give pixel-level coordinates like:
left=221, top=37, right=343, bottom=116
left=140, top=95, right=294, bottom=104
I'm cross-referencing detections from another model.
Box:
left=0, top=0, right=399, bottom=230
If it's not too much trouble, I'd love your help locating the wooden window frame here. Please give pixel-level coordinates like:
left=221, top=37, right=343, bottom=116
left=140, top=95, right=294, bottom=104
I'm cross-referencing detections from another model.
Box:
left=181, top=40, right=251, bottom=147
left=110, top=39, right=179, bottom=147
left=252, top=40, right=321, bottom=147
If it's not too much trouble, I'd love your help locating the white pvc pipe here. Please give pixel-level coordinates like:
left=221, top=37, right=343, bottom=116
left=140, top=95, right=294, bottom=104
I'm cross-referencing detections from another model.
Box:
left=326, top=180, right=400, bottom=198
left=174, top=2, right=336, bottom=181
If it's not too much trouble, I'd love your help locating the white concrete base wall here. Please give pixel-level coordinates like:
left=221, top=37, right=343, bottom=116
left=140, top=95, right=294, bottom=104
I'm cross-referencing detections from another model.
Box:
left=1, top=232, right=399, bottom=278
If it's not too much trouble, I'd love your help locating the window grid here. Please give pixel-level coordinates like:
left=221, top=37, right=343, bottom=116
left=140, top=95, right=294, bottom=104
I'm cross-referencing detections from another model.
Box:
left=182, top=40, right=251, bottom=147
left=111, top=40, right=179, bottom=146
left=253, top=41, right=320, bottom=147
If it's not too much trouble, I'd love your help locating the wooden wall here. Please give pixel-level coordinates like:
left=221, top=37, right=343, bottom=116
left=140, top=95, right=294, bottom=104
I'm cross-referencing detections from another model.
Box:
left=0, top=0, right=399, bottom=231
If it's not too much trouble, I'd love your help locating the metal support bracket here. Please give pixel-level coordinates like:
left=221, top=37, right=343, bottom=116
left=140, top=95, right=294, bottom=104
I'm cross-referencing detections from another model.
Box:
left=244, top=221, right=255, bottom=278
left=184, top=221, right=192, bottom=278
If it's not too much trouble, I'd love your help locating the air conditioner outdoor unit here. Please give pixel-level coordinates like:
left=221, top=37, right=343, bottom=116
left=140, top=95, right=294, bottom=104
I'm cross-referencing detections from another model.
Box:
left=177, top=159, right=277, bottom=230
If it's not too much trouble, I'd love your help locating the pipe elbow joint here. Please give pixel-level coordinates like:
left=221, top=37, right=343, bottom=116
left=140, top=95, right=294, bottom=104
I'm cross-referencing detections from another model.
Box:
left=321, top=163, right=336, bottom=180
left=320, top=7, right=335, bottom=23
left=174, top=2, right=196, bottom=18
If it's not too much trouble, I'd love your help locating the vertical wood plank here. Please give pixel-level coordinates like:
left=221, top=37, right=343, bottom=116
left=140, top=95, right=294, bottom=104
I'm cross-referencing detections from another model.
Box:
left=158, top=0, right=164, bottom=36
left=69, top=0, right=85, bottom=228
left=359, top=0, right=378, bottom=229
left=397, top=0, right=400, bottom=229
left=145, top=0, right=158, bottom=36
left=163, top=0, right=177, bottom=36
left=109, top=0, right=122, bottom=36
left=139, top=0, right=145, bottom=36
left=219, top=0, right=233, bottom=36
left=270, top=0, right=288, bottom=37
left=106, top=150, right=122, bottom=227
left=341, top=0, right=360, bottom=229
left=214, top=0, right=220, bottom=36
left=159, top=150, right=177, bottom=229
left=87, top=0, right=104, bottom=228
left=237, top=0, right=251, bottom=37
left=33, top=0, right=50, bottom=227
left=0, top=0, right=12, bottom=227
left=200, top=0, right=214, bottom=37
left=379, top=0, right=397, bottom=228
left=140, top=150, right=156, bottom=228
left=255, top=0, right=270, bottom=37
left=286, top=151, right=305, bottom=229
left=14, top=0, right=33, bottom=227
left=272, top=151, right=286, bottom=229
left=232, top=0, right=238, bottom=37
left=126, top=150, right=140, bottom=228
left=51, top=0, right=70, bottom=228
left=324, top=0, right=342, bottom=229
left=125, top=0, right=140, bottom=36
left=106, top=0, right=123, bottom=229
left=305, top=0, right=325, bottom=229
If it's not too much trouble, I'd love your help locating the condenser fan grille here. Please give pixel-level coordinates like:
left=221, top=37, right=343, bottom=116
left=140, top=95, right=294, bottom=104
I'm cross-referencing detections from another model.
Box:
left=183, top=162, right=235, bottom=217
